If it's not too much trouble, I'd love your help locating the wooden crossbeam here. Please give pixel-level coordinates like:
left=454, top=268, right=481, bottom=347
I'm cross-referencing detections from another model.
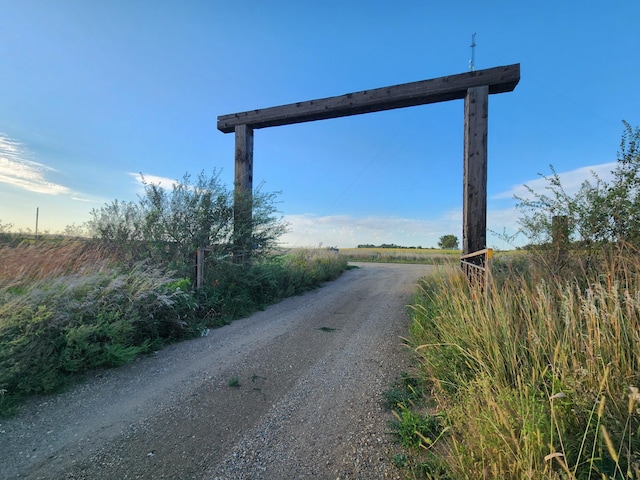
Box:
left=217, top=64, right=519, bottom=133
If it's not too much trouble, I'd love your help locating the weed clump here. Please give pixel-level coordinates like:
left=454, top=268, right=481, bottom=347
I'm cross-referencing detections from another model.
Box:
left=0, top=240, right=347, bottom=416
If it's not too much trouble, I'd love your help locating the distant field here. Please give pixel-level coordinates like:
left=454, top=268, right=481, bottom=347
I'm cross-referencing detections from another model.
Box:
left=338, top=247, right=460, bottom=264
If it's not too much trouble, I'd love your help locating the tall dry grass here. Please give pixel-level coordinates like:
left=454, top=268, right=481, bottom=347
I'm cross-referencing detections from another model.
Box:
left=0, top=239, right=116, bottom=288
left=409, top=256, right=640, bottom=478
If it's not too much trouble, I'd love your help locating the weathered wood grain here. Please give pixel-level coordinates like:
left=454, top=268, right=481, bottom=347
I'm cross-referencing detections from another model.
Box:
left=463, top=86, right=489, bottom=255
left=233, top=124, right=254, bottom=262
left=218, top=64, right=519, bottom=133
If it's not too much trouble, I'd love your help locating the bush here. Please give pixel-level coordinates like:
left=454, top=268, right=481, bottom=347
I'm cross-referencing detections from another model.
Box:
left=0, top=242, right=347, bottom=416
left=87, top=171, right=288, bottom=277
left=0, top=263, right=199, bottom=413
left=517, top=121, right=640, bottom=277
left=195, top=249, right=348, bottom=325
left=0, top=164, right=345, bottom=417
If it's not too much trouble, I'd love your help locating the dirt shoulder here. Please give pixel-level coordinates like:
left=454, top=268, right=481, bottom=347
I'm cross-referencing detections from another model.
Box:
left=1, top=263, right=431, bottom=480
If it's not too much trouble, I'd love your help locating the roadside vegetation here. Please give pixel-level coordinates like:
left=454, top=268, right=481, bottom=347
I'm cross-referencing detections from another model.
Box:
left=394, top=121, right=640, bottom=478
left=0, top=171, right=346, bottom=416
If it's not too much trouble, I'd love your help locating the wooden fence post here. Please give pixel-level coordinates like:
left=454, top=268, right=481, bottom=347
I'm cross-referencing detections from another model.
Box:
left=552, top=215, right=570, bottom=270
left=196, top=247, right=205, bottom=290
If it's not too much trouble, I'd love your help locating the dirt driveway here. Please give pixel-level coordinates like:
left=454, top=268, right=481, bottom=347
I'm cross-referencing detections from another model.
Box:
left=1, top=262, right=432, bottom=479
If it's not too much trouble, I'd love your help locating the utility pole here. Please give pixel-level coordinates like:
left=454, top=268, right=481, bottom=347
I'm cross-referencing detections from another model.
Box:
left=35, top=207, right=39, bottom=242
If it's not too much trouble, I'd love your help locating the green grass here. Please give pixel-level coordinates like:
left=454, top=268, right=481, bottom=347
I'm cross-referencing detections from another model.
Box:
left=383, top=372, right=424, bottom=410
left=316, top=326, right=338, bottom=332
left=404, top=258, right=640, bottom=479
left=391, top=407, right=443, bottom=450
left=338, top=247, right=460, bottom=265
left=384, top=373, right=451, bottom=478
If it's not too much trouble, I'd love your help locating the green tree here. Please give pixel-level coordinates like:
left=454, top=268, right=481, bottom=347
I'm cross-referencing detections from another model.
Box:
left=515, top=121, right=640, bottom=277
left=517, top=121, right=640, bottom=248
left=438, top=234, right=459, bottom=250
left=137, top=171, right=234, bottom=269
left=87, top=199, right=143, bottom=245
left=87, top=170, right=288, bottom=275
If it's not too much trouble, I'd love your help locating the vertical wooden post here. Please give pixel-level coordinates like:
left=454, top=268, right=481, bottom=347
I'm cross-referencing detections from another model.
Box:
left=552, top=215, right=569, bottom=250
left=552, top=215, right=569, bottom=269
left=463, top=85, right=489, bottom=256
left=35, top=207, right=39, bottom=243
left=234, top=124, right=254, bottom=263
left=196, top=247, right=205, bottom=289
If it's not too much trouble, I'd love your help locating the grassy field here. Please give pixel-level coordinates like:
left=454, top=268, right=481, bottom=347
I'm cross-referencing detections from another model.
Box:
left=339, top=247, right=461, bottom=264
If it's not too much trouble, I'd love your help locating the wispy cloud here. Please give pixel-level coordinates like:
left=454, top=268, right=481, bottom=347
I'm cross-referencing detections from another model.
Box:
left=0, top=135, right=71, bottom=195
left=128, top=172, right=180, bottom=189
left=281, top=213, right=461, bottom=248
left=282, top=163, right=622, bottom=249
left=492, top=162, right=617, bottom=201
left=71, top=196, right=101, bottom=204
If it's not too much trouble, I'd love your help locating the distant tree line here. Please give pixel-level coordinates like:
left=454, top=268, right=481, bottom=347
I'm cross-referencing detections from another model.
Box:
left=357, top=234, right=459, bottom=250
left=357, top=243, right=428, bottom=249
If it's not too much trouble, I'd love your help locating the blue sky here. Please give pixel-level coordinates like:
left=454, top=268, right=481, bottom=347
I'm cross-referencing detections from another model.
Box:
left=0, top=1, right=638, bottom=249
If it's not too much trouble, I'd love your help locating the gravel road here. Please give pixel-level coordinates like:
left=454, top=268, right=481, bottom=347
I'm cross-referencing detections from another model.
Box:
left=1, top=262, right=432, bottom=480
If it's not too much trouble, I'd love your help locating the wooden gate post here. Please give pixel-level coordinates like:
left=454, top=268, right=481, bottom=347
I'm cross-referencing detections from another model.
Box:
left=234, top=124, right=254, bottom=263
left=463, top=85, right=489, bottom=256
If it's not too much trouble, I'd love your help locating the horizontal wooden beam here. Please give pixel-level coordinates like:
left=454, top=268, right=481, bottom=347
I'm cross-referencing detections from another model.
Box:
left=217, top=64, right=519, bottom=133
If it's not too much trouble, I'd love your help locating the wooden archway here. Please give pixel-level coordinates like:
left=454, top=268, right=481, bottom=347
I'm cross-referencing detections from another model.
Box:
left=217, top=64, right=520, bottom=260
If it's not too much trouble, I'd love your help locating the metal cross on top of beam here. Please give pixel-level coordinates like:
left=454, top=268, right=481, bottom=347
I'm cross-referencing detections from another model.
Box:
left=217, top=63, right=520, bottom=262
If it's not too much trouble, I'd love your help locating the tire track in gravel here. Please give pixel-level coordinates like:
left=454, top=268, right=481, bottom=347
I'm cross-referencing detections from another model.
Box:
left=0, top=263, right=431, bottom=480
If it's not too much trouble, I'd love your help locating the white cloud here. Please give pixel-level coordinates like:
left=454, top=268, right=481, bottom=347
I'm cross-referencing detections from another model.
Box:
left=128, top=172, right=180, bottom=189
left=483, top=162, right=621, bottom=249
left=0, top=135, right=71, bottom=195
left=280, top=162, right=624, bottom=249
left=492, top=162, right=617, bottom=201
left=280, top=213, right=461, bottom=248
left=71, top=195, right=101, bottom=203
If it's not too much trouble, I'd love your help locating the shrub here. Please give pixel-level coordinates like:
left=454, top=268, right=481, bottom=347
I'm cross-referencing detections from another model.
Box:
left=516, top=121, right=640, bottom=278
left=195, top=249, right=347, bottom=325
left=0, top=263, right=198, bottom=413
left=87, top=171, right=288, bottom=277
left=0, top=243, right=347, bottom=416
